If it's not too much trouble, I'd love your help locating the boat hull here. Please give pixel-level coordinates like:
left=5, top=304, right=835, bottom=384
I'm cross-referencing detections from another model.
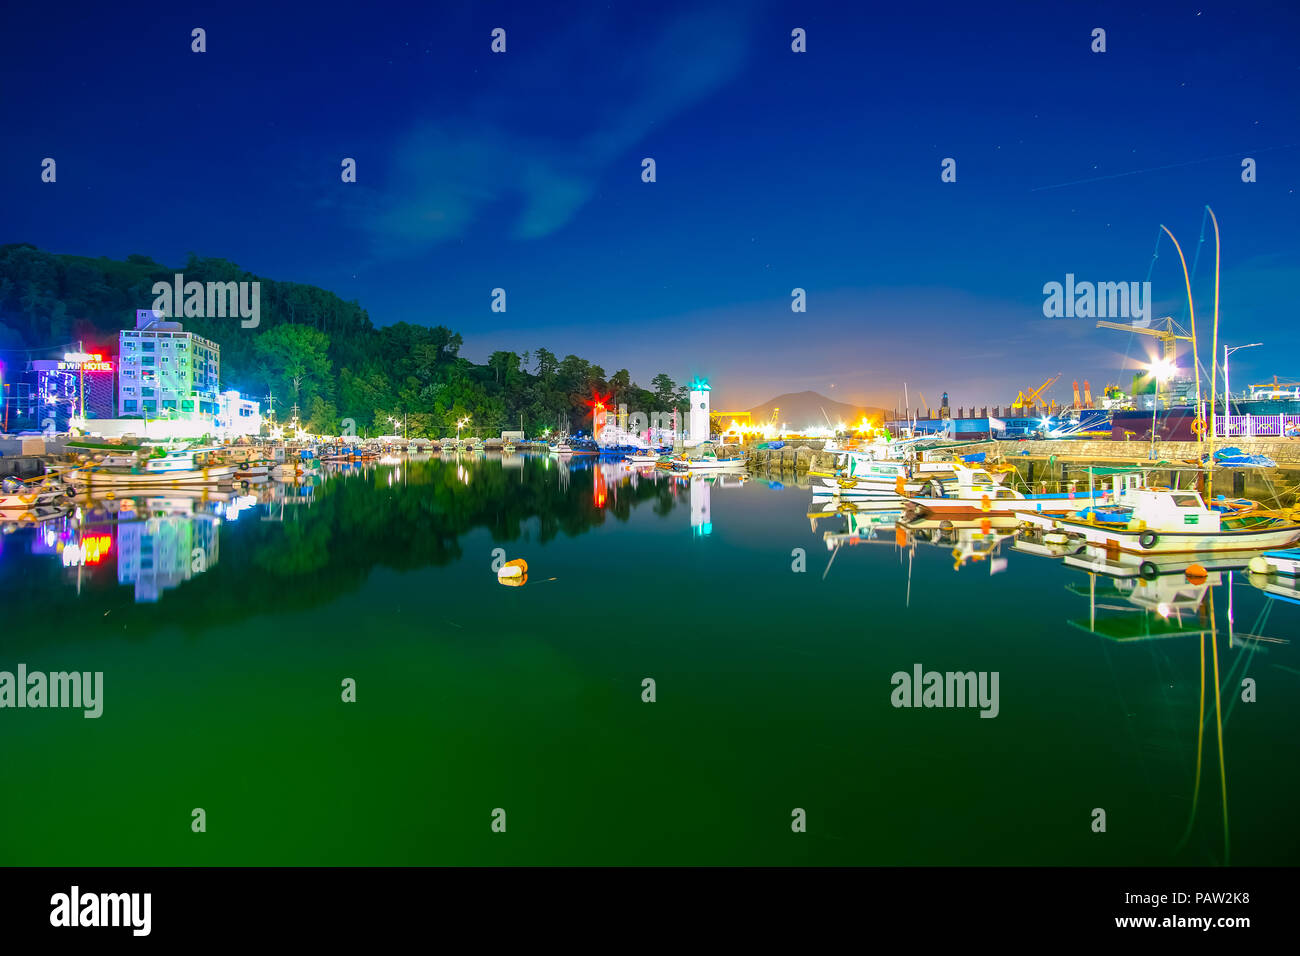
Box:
left=1042, top=516, right=1300, bottom=555
left=70, top=464, right=240, bottom=486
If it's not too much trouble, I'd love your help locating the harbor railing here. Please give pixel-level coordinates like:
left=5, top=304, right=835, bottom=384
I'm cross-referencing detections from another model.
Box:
left=1215, top=414, right=1300, bottom=438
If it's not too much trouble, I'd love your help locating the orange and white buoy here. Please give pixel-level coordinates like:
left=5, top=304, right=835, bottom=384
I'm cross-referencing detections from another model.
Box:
left=497, top=558, right=528, bottom=585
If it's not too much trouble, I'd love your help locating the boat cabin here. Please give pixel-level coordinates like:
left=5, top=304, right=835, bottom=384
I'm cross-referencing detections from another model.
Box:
left=1124, top=488, right=1221, bottom=533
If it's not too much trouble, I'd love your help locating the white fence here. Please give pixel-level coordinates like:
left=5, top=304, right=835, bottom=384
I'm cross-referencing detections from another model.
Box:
left=1215, top=414, right=1300, bottom=438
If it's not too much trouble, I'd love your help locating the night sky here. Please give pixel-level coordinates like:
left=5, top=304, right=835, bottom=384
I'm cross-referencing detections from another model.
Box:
left=3, top=1, right=1297, bottom=410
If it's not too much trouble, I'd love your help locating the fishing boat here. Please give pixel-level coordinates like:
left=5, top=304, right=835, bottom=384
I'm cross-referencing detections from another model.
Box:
left=807, top=440, right=997, bottom=500
left=623, top=451, right=661, bottom=464
left=902, top=463, right=1115, bottom=517
left=0, top=476, right=72, bottom=510
left=669, top=442, right=744, bottom=473
left=549, top=441, right=574, bottom=456
left=1026, top=487, right=1300, bottom=555
left=68, top=446, right=239, bottom=487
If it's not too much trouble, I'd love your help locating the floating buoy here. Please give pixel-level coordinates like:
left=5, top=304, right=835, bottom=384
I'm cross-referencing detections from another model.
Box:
left=498, top=573, right=528, bottom=587
left=980, top=494, right=991, bottom=513
left=497, top=558, right=528, bottom=583
left=895, top=526, right=907, bottom=547
left=894, top=475, right=906, bottom=495
left=1185, top=563, right=1208, bottom=583
left=1044, top=532, right=1069, bottom=545
left=1248, top=555, right=1271, bottom=574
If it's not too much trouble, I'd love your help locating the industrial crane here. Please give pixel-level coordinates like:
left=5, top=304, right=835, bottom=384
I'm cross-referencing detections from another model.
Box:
left=1012, top=373, right=1061, bottom=412
left=1095, top=315, right=1192, bottom=366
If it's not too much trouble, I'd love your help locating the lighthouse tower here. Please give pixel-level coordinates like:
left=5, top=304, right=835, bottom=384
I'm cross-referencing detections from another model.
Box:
left=688, top=378, right=711, bottom=445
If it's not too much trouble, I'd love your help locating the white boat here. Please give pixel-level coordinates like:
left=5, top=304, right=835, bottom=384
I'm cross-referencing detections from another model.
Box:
left=550, top=442, right=574, bottom=456
left=1028, top=487, right=1300, bottom=555
left=1252, top=547, right=1300, bottom=576
left=809, top=456, right=960, bottom=500
left=624, top=452, right=660, bottom=464
left=0, top=477, right=71, bottom=510
left=670, top=442, right=744, bottom=472
left=903, top=463, right=1113, bottom=517
left=69, top=446, right=239, bottom=487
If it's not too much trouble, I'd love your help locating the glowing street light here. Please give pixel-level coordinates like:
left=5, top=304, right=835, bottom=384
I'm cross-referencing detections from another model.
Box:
left=1222, top=342, right=1262, bottom=432
left=456, top=416, right=471, bottom=442
left=388, top=412, right=408, bottom=440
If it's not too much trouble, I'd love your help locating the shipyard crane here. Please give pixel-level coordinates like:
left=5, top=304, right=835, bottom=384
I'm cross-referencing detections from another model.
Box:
left=1012, top=373, right=1061, bottom=412
left=1095, top=316, right=1192, bottom=366
left=1096, top=316, right=1194, bottom=405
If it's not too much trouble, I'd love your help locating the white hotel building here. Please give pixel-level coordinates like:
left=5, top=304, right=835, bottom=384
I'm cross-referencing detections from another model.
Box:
left=117, top=310, right=221, bottom=422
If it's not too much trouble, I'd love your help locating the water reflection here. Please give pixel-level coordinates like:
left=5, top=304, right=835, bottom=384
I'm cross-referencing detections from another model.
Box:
left=0, top=456, right=692, bottom=609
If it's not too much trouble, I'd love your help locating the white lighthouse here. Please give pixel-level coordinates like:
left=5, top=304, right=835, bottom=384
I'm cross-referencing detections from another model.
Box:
left=688, top=378, right=711, bottom=445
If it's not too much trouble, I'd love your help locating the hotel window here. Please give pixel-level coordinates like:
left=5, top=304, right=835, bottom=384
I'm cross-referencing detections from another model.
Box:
left=123, top=400, right=137, bottom=412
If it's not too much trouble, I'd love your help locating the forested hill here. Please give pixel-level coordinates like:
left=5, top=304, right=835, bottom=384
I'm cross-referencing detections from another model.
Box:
left=0, top=243, right=687, bottom=437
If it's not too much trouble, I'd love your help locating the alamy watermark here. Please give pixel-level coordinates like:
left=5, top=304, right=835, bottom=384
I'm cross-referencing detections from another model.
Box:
left=1042, top=273, right=1150, bottom=323
left=890, top=663, right=999, bottom=718
left=151, top=273, right=260, bottom=328
left=0, top=664, right=103, bottom=717
left=50, top=886, right=150, bottom=936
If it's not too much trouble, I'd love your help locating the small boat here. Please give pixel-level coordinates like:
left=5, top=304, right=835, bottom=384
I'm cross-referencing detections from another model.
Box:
left=0, top=476, right=72, bottom=510
left=669, top=442, right=744, bottom=473
left=549, top=442, right=573, bottom=456
left=623, top=451, right=660, bottom=464
left=68, top=446, right=239, bottom=487
left=1251, top=547, right=1300, bottom=576
left=1029, top=488, right=1300, bottom=555
left=903, top=464, right=1112, bottom=517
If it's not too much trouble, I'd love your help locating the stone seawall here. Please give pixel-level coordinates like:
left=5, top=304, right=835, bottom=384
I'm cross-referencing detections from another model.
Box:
left=737, top=438, right=1299, bottom=503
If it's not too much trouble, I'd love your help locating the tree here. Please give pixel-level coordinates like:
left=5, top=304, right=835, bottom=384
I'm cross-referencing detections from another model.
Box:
left=254, top=324, right=333, bottom=414
left=651, top=373, right=676, bottom=408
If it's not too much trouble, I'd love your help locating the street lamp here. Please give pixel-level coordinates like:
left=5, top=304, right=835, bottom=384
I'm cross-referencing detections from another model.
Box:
left=457, top=416, right=471, bottom=442
left=1222, top=342, right=1262, bottom=437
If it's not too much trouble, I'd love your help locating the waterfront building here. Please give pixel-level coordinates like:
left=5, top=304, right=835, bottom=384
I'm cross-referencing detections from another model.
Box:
left=32, top=352, right=116, bottom=430
left=217, top=390, right=263, bottom=437
left=117, top=310, right=221, bottom=422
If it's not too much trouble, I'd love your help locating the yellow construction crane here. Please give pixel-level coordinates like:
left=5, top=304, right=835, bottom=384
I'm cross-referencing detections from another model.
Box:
left=1095, top=316, right=1192, bottom=366
left=1095, top=316, right=1193, bottom=405
left=769, top=407, right=779, bottom=426
left=1012, top=373, right=1061, bottom=411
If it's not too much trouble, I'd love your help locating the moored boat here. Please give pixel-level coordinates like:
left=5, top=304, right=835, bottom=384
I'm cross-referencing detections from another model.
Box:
left=1026, top=487, right=1300, bottom=555
left=68, top=446, right=239, bottom=487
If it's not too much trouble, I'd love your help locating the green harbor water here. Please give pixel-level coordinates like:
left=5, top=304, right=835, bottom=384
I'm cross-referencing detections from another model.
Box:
left=1, top=454, right=1297, bottom=866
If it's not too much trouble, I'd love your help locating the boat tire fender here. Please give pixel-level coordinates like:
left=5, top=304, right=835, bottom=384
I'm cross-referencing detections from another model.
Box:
left=1138, top=530, right=1158, bottom=550
left=1139, top=561, right=1159, bottom=581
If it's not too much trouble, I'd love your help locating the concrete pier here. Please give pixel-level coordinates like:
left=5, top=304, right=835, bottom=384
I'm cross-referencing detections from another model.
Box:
left=737, top=438, right=1300, bottom=505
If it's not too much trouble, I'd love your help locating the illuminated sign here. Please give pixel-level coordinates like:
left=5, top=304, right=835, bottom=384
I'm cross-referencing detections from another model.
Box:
left=59, top=352, right=114, bottom=373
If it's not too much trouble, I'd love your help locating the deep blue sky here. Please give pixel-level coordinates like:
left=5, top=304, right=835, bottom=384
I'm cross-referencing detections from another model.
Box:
left=3, top=0, right=1297, bottom=409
